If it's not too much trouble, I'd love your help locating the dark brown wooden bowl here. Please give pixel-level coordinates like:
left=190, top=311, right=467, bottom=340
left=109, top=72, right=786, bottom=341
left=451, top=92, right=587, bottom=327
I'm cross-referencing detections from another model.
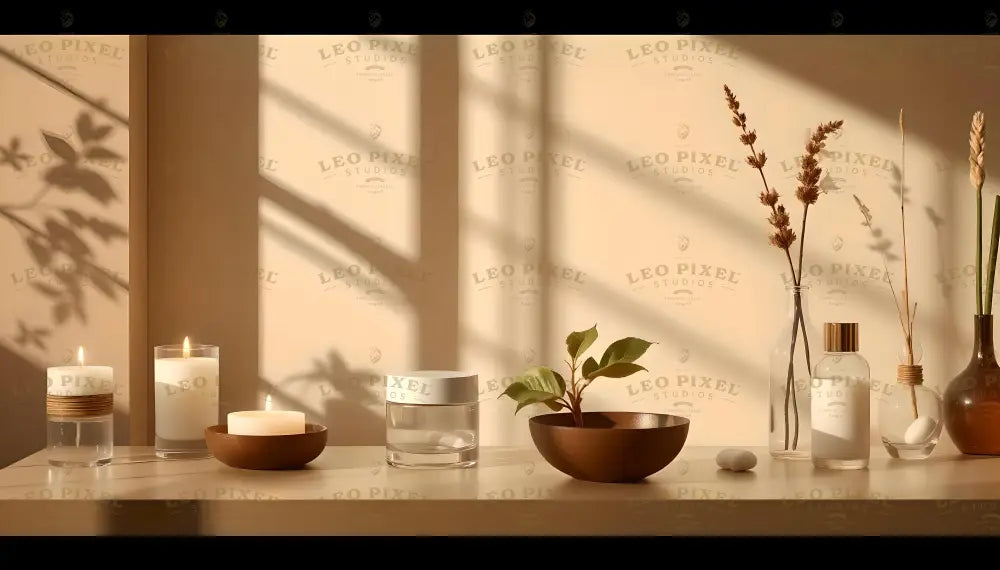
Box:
left=205, top=423, right=327, bottom=470
left=529, top=412, right=690, bottom=483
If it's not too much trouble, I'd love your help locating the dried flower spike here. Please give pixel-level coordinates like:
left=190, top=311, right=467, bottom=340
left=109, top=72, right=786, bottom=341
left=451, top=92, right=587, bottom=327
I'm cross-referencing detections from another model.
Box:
left=796, top=121, right=844, bottom=206
left=971, top=111, right=986, bottom=191
left=723, top=85, right=797, bottom=257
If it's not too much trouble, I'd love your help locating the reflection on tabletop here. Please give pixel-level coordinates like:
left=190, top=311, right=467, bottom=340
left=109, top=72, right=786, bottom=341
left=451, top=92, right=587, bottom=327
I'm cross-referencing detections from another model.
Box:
left=1, top=446, right=1000, bottom=501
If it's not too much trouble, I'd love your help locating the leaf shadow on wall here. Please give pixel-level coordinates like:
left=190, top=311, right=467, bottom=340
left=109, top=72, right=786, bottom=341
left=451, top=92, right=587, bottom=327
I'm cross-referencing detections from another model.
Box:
left=277, top=350, right=385, bottom=445
left=0, top=112, right=129, bottom=340
left=0, top=111, right=128, bottom=467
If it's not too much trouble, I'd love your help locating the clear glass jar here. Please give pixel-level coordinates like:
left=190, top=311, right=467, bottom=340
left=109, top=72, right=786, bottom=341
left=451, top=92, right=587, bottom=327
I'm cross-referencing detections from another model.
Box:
left=385, top=371, right=479, bottom=469
left=770, top=284, right=818, bottom=459
left=880, top=364, right=943, bottom=459
left=811, top=322, right=870, bottom=470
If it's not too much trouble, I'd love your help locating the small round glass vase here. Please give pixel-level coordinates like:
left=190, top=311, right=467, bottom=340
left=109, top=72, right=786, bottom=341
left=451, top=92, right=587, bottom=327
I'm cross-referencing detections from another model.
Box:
left=878, top=365, right=943, bottom=460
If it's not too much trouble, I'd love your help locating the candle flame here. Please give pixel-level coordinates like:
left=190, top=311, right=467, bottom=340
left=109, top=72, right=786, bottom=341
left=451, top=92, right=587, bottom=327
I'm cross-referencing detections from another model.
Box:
left=77, top=346, right=84, bottom=367
left=182, top=336, right=191, bottom=358
left=264, top=394, right=272, bottom=411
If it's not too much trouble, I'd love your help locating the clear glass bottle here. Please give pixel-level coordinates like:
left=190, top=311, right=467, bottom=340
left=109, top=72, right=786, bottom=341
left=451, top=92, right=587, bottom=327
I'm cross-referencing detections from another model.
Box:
left=811, top=322, right=870, bottom=470
left=385, top=371, right=479, bottom=469
left=769, top=284, right=818, bottom=459
left=880, top=336, right=943, bottom=459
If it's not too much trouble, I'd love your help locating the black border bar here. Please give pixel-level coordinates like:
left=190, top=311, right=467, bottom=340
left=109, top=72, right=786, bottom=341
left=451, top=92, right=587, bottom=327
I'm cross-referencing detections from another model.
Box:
left=1, top=5, right=999, bottom=34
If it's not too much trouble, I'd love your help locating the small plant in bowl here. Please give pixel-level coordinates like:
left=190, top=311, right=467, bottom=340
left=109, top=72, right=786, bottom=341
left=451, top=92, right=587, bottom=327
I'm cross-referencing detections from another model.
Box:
left=500, top=324, right=690, bottom=483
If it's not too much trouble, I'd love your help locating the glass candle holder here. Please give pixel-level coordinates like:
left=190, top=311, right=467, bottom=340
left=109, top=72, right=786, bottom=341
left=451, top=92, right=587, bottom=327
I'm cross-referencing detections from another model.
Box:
left=385, top=371, right=479, bottom=469
left=46, top=359, right=114, bottom=467
left=154, top=342, right=219, bottom=459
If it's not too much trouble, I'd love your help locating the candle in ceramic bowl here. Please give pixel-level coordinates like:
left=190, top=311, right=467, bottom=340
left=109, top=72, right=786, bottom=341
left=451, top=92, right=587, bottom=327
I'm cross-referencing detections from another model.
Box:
left=228, top=411, right=305, bottom=436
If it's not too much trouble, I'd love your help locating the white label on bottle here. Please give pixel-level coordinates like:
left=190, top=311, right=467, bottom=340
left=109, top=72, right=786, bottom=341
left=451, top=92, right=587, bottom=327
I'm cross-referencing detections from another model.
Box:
left=810, top=375, right=869, bottom=460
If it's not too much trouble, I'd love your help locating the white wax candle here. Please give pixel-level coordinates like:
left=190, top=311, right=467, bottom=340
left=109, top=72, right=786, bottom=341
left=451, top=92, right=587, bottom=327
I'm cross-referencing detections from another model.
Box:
left=47, top=365, right=114, bottom=396
left=154, top=356, right=219, bottom=441
left=227, top=411, right=305, bottom=436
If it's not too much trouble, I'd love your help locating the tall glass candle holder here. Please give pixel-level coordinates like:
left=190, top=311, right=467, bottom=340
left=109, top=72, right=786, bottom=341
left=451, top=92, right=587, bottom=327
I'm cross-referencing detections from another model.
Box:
left=154, top=339, right=219, bottom=459
left=46, top=347, right=114, bottom=467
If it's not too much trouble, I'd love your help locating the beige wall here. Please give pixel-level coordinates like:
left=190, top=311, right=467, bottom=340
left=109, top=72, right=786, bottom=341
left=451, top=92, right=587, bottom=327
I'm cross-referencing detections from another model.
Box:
left=250, top=35, right=996, bottom=450
left=0, top=36, right=132, bottom=466
left=4, top=35, right=998, bottom=464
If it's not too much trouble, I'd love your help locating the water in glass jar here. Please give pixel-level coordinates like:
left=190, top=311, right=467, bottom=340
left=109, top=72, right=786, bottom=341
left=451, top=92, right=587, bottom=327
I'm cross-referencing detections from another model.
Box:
left=386, top=403, right=478, bottom=468
left=47, top=414, right=113, bottom=467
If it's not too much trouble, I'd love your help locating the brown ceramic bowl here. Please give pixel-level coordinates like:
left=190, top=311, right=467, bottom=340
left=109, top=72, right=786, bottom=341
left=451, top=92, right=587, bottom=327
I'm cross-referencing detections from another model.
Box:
left=205, top=423, right=327, bottom=470
left=529, top=412, right=690, bottom=483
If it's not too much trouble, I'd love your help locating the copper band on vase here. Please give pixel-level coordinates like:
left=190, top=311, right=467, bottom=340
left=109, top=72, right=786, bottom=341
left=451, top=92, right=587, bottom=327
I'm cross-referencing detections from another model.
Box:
left=46, top=394, right=114, bottom=418
left=897, top=364, right=924, bottom=385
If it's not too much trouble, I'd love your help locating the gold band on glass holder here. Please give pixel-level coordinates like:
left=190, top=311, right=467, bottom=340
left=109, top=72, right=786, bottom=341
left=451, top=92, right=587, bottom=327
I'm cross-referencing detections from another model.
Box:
left=46, top=394, right=113, bottom=418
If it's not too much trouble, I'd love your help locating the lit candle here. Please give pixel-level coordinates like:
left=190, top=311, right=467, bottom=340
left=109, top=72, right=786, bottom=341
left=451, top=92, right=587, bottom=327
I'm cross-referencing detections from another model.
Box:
left=227, top=411, right=305, bottom=436
left=45, top=347, right=115, bottom=467
left=153, top=337, right=219, bottom=445
left=47, top=346, right=114, bottom=397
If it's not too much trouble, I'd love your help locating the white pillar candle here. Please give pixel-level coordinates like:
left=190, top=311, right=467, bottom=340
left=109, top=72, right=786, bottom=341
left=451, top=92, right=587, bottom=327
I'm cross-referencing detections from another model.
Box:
left=154, top=338, right=219, bottom=441
left=227, top=411, right=305, bottom=436
left=47, top=348, right=114, bottom=397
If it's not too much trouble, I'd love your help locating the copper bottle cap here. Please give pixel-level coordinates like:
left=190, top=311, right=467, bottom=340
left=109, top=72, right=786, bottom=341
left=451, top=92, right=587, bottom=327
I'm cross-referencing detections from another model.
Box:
left=824, top=322, right=859, bottom=352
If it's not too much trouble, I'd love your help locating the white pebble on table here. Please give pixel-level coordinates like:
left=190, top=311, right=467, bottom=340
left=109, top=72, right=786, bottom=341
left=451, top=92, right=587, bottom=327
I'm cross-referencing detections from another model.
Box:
left=716, top=448, right=757, bottom=472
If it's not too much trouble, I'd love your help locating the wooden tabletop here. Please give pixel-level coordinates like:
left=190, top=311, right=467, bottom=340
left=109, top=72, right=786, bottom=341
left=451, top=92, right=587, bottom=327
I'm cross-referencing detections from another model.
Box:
left=1, top=445, right=999, bottom=535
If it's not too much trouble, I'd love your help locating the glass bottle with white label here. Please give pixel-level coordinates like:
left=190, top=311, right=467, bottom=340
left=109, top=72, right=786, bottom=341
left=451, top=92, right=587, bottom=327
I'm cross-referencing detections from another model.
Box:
left=811, top=322, right=870, bottom=470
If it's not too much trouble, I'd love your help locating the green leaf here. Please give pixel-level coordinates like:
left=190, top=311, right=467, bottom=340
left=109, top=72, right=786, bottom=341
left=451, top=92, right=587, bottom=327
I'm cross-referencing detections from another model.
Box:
left=565, top=324, right=598, bottom=361
left=581, top=356, right=599, bottom=379
left=585, top=361, right=647, bottom=380
left=500, top=384, right=560, bottom=414
left=498, top=366, right=567, bottom=415
left=523, top=366, right=566, bottom=395
left=599, top=337, right=655, bottom=368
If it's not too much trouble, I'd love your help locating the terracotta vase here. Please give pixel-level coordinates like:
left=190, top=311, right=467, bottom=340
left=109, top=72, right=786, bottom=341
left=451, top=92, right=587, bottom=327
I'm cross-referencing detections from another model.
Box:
left=944, top=315, right=1000, bottom=455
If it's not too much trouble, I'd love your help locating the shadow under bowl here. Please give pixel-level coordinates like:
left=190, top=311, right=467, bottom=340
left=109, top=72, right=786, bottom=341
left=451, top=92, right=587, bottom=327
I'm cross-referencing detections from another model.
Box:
left=205, top=423, right=327, bottom=470
left=528, top=412, right=690, bottom=483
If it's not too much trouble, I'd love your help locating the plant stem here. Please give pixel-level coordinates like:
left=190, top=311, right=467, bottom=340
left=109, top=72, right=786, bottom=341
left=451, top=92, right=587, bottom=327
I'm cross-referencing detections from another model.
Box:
left=978, top=185, right=984, bottom=314
left=568, top=364, right=583, bottom=427
left=743, top=137, right=801, bottom=452
left=741, top=128, right=802, bottom=452
left=783, top=300, right=801, bottom=451
left=796, top=206, right=809, bottom=282
left=794, top=293, right=812, bottom=449
left=986, top=196, right=1000, bottom=315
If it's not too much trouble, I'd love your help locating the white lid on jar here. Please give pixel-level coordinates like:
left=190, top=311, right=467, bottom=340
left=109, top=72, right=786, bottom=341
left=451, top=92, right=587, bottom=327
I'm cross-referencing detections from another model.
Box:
left=385, top=370, right=478, bottom=405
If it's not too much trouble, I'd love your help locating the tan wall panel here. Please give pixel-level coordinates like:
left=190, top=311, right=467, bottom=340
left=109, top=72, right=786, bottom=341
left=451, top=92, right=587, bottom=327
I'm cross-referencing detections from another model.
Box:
left=0, top=36, right=131, bottom=466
